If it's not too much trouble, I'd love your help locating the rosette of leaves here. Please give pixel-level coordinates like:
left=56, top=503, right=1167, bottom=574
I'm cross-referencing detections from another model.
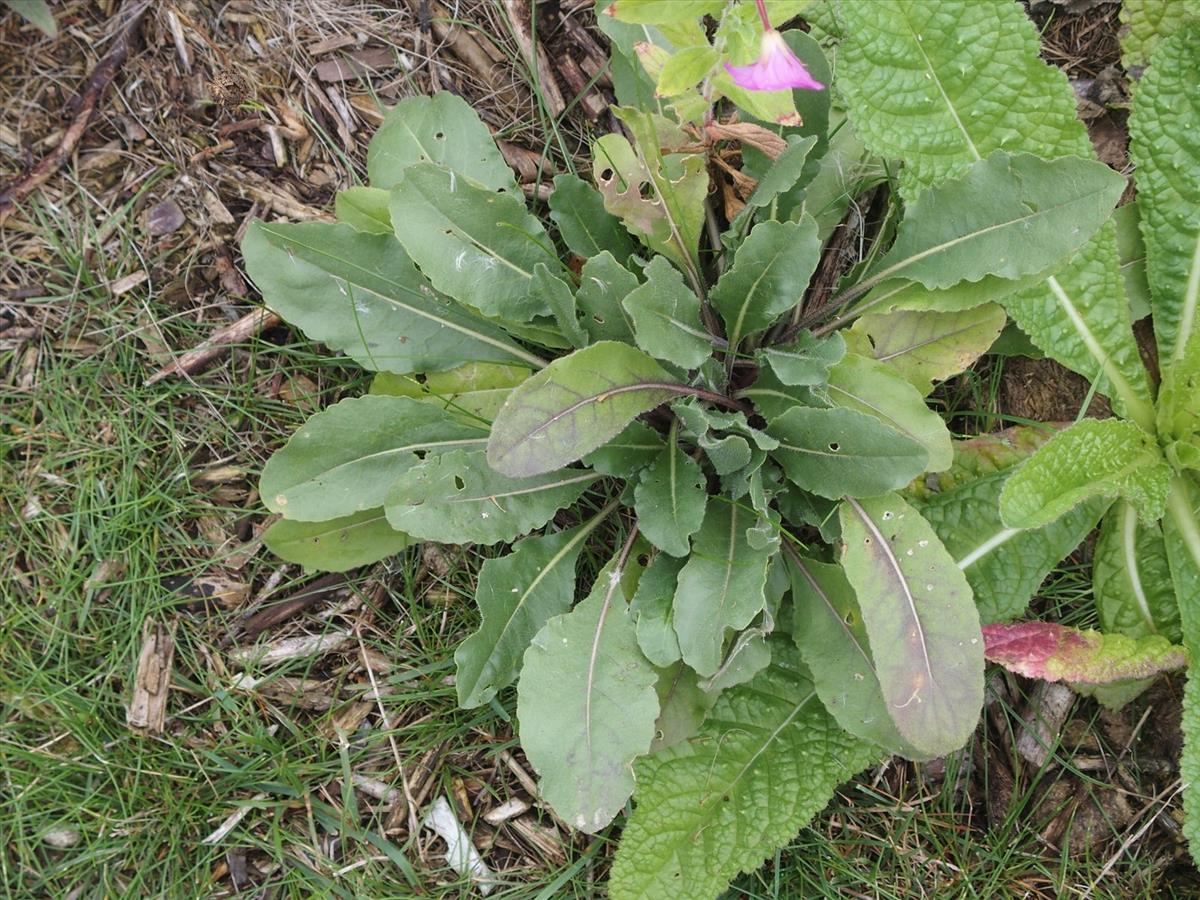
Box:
left=241, top=3, right=1133, bottom=894
left=832, top=0, right=1200, bottom=866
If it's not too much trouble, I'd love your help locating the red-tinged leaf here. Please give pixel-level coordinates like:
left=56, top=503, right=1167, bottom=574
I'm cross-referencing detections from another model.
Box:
left=982, top=621, right=1187, bottom=684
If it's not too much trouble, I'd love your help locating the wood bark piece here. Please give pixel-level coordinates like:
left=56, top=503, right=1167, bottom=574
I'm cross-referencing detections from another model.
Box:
left=145, top=307, right=282, bottom=385
left=126, top=617, right=177, bottom=734
left=1016, top=681, right=1076, bottom=767
left=554, top=52, right=608, bottom=119
left=409, top=0, right=523, bottom=112
left=504, top=0, right=567, bottom=117
left=0, top=2, right=151, bottom=224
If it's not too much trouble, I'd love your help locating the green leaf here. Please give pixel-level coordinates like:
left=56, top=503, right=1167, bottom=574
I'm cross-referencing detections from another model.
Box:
left=740, top=135, right=818, bottom=213
left=631, top=552, right=685, bottom=667
left=1093, top=502, right=1181, bottom=642
left=1120, top=0, right=1200, bottom=70
left=371, top=363, right=529, bottom=423
left=241, top=221, right=542, bottom=373
left=867, top=153, right=1125, bottom=290
left=3, top=0, right=55, bottom=37
left=1114, top=202, right=1152, bottom=321
left=839, top=494, right=984, bottom=758
left=532, top=264, right=588, bottom=349
left=595, top=109, right=708, bottom=278
left=836, top=0, right=1155, bottom=428
left=548, top=174, right=636, bottom=262
left=576, top=251, right=640, bottom=344
left=768, top=406, right=929, bottom=500
left=1159, top=331, right=1200, bottom=467
left=651, top=662, right=715, bottom=752
left=263, top=510, right=411, bottom=572
left=710, top=218, right=820, bottom=350
left=583, top=420, right=666, bottom=478
left=608, top=645, right=876, bottom=900
left=634, top=438, right=707, bottom=557
left=788, top=553, right=923, bottom=756
left=1129, top=25, right=1200, bottom=371
left=622, top=256, right=712, bottom=369
left=854, top=268, right=1050, bottom=316
left=845, top=304, right=1007, bottom=396
left=384, top=449, right=596, bottom=544
left=456, top=515, right=608, bottom=708
left=912, top=428, right=1107, bottom=623
left=389, top=164, right=558, bottom=320
left=516, top=555, right=659, bottom=833
left=603, top=0, right=723, bottom=23
left=655, top=46, right=720, bottom=96
left=760, top=331, right=845, bottom=386
left=334, top=187, right=391, bottom=234
left=260, top=397, right=485, bottom=522
left=672, top=502, right=773, bottom=676
left=981, top=621, right=1187, bottom=684
left=999, top=419, right=1170, bottom=530
left=487, top=342, right=683, bottom=478
left=367, top=91, right=514, bottom=192
left=823, top=353, right=953, bottom=472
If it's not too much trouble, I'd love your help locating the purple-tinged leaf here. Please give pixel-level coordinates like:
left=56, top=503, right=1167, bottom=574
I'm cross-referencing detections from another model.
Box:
left=982, top=622, right=1187, bottom=684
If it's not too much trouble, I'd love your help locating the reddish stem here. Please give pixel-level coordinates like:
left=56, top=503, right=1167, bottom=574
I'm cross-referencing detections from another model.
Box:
left=754, top=0, right=772, bottom=31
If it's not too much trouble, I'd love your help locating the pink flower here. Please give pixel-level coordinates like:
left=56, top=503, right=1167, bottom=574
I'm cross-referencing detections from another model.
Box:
left=725, top=30, right=824, bottom=92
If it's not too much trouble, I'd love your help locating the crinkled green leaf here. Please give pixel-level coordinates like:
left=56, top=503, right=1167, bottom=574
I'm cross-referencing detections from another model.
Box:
left=1159, top=331, right=1200, bottom=471
left=1120, top=0, right=1200, bottom=70
left=982, top=621, right=1187, bottom=684
left=836, top=0, right=1155, bottom=427
left=260, top=397, right=485, bottom=522
left=822, top=352, right=953, bottom=472
left=367, top=91, right=514, bottom=191
left=487, top=342, right=683, bottom=478
left=672, top=502, right=772, bottom=676
left=389, top=164, right=558, bottom=321
left=1000, top=419, right=1170, bottom=530
left=768, top=406, right=929, bottom=499
left=913, top=429, right=1106, bottom=623
left=241, top=221, right=542, bottom=373
left=516, top=556, right=659, bottom=834
left=622, top=256, right=712, bottom=369
left=845, top=304, right=1006, bottom=396
left=1129, top=25, right=1200, bottom=372
left=576, top=251, right=640, bottom=345
left=840, top=494, right=984, bottom=757
left=710, top=218, right=820, bottom=350
left=1094, top=501, right=1181, bottom=642
left=788, top=553, right=923, bottom=756
left=384, top=449, right=596, bottom=544
left=634, top=440, right=707, bottom=557
left=608, top=644, right=876, bottom=900
left=631, top=552, right=685, bottom=667
left=1181, top=675, right=1200, bottom=860
left=334, top=187, right=391, bottom=234
left=456, top=515, right=609, bottom=708
left=548, top=173, right=636, bottom=262
left=263, top=510, right=411, bottom=573
left=760, top=331, right=845, bottom=386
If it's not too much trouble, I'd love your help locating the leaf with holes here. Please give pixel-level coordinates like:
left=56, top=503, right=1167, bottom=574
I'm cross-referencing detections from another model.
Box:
left=768, top=406, right=929, bottom=500
left=456, top=515, right=609, bottom=709
left=839, top=494, right=984, bottom=758
left=260, top=397, right=486, bottom=522
left=487, top=342, right=685, bottom=478
left=384, top=449, right=596, bottom=545
left=367, top=91, right=515, bottom=191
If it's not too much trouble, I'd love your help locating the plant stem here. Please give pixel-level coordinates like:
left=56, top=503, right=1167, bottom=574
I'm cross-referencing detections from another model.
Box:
left=754, top=0, right=772, bottom=30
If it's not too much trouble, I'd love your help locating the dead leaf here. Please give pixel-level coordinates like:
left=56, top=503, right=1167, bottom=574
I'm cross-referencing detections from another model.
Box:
left=146, top=200, right=185, bottom=236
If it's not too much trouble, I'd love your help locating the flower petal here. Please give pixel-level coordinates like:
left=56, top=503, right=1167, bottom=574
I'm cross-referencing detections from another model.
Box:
left=725, top=31, right=824, bottom=92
